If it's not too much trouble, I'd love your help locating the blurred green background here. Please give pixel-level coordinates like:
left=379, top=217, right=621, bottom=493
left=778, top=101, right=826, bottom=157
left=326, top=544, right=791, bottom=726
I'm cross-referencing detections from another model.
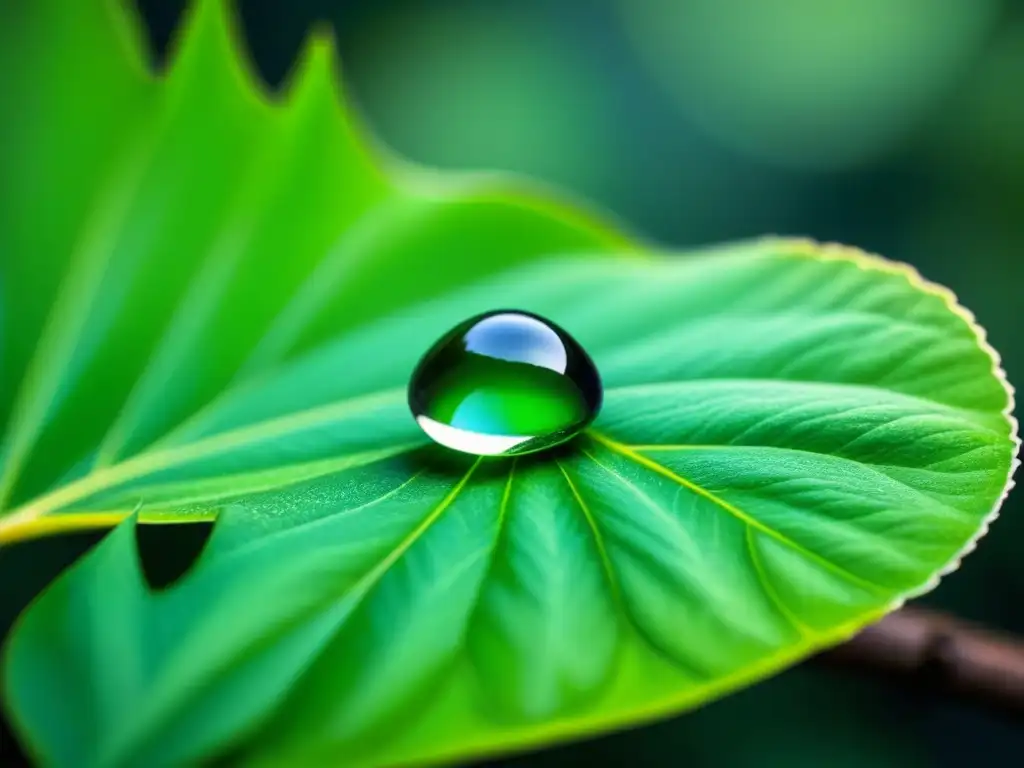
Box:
left=3, top=0, right=1023, bottom=765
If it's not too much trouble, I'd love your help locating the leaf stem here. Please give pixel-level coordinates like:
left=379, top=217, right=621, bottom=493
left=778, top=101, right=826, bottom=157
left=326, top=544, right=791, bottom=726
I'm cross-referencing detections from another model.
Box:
left=0, top=511, right=131, bottom=545
left=821, top=606, right=1024, bottom=717
left=0, top=388, right=413, bottom=544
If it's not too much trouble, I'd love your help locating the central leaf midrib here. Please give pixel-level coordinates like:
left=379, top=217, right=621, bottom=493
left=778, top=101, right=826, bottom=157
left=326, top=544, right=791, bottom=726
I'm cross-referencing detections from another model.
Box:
left=2, top=372, right=1005, bottom=534
left=97, top=444, right=426, bottom=512
left=0, top=385, right=410, bottom=523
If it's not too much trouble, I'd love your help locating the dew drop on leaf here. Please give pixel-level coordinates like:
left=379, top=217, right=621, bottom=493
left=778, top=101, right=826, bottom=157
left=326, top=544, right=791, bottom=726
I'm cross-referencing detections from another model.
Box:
left=409, top=310, right=603, bottom=456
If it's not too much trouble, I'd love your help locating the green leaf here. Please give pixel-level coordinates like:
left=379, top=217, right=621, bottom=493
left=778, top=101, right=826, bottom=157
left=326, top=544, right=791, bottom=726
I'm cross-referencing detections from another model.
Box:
left=0, top=2, right=1017, bottom=768
left=0, top=0, right=628, bottom=526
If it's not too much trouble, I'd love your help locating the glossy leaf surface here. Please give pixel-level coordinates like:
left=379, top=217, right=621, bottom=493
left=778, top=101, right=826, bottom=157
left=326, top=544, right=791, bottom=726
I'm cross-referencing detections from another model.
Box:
left=0, top=2, right=1016, bottom=767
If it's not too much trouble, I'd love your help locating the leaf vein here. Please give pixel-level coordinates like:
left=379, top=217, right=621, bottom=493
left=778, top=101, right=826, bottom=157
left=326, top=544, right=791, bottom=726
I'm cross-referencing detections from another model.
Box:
left=587, top=430, right=889, bottom=597
left=555, top=459, right=710, bottom=680
left=619, top=442, right=980, bottom=521
left=745, top=527, right=812, bottom=639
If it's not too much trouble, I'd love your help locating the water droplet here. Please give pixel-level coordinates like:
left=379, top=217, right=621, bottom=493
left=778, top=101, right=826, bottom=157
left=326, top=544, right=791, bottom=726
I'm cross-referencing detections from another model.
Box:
left=409, top=310, right=602, bottom=456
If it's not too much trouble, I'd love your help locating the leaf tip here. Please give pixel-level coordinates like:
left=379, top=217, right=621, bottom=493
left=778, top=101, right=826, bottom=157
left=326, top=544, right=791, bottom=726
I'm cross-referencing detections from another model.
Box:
left=166, top=0, right=271, bottom=105
left=283, top=25, right=341, bottom=103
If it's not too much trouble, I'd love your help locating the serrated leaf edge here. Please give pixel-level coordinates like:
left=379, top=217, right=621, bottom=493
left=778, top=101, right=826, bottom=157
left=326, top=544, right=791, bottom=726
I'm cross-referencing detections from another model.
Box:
left=362, top=238, right=1020, bottom=768
left=773, top=237, right=1020, bottom=611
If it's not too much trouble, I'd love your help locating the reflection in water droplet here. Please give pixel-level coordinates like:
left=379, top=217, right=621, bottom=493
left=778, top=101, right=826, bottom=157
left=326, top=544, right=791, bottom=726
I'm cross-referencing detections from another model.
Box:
left=409, top=310, right=602, bottom=456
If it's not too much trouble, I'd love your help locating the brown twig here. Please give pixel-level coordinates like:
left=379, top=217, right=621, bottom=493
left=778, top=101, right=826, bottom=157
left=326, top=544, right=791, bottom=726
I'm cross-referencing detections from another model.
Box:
left=820, top=606, right=1024, bottom=717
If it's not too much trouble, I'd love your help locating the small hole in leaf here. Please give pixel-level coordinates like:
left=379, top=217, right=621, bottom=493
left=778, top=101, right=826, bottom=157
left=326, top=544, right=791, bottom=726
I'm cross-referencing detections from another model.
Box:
left=134, top=522, right=214, bottom=590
